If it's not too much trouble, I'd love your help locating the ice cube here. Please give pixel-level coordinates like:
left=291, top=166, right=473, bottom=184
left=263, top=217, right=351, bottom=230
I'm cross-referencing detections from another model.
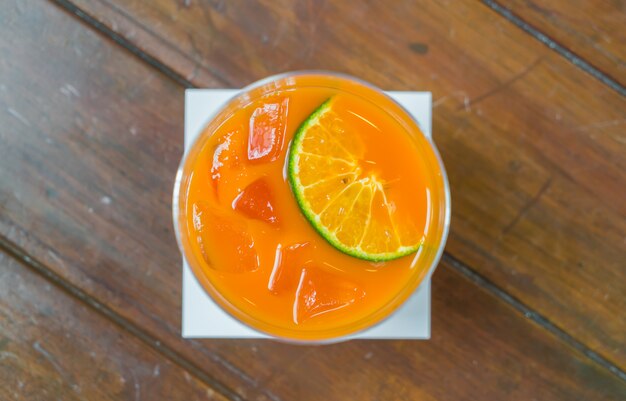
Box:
left=232, top=178, right=280, bottom=225
left=248, top=96, right=289, bottom=163
left=293, top=267, right=365, bottom=324
left=211, top=130, right=241, bottom=190
left=210, top=128, right=253, bottom=205
left=267, top=242, right=312, bottom=294
left=192, top=202, right=259, bottom=273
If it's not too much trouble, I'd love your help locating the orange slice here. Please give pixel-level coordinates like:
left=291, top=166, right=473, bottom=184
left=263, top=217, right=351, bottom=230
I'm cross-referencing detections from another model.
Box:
left=287, top=98, right=422, bottom=261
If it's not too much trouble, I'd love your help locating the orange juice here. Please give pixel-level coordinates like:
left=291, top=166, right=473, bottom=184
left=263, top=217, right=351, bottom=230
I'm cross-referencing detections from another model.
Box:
left=174, top=73, right=449, bottom=341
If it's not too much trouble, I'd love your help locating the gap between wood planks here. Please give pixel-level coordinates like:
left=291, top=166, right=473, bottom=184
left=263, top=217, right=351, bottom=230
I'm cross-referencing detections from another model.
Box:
left=0, top=236, right=246, bottom=401
left=481, top=0, right=626, bottom=97
left=30, top=0, right=626, bottom=385
left=442, top=253, right=626, bottom=383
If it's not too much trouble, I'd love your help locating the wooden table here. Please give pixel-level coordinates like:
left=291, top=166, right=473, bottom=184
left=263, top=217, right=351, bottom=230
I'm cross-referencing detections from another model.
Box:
left=1, top=0, right=624, bottom=399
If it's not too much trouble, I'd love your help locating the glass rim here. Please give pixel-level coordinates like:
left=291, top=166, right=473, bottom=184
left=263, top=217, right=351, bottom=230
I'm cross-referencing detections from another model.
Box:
left=172, top=70, right=451, bottom=344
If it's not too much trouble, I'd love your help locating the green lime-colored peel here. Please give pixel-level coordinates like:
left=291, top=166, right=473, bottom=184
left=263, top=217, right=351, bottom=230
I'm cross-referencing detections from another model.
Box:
left=287, top=98, right=422, bottom=262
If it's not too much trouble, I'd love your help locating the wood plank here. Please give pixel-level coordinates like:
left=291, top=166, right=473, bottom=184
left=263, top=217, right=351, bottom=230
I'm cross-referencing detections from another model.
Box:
left=0, top=1, right=625, bottom=399
left=50, top=0, right=626, bottom=370
left=0, top=251, right=229, bottom=401
left=495, top=0, right=626, bottom=87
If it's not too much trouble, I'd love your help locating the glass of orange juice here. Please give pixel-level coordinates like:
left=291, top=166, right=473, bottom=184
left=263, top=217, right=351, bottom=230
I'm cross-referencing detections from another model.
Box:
left=173, top=72, right=450, bottom=342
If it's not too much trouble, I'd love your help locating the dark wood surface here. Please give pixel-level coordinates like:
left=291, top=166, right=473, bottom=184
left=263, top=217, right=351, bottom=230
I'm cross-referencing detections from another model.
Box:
left=0, top=251, right=229, bottom=401
left=497, top=0, right=626, bottom=86
left=0, top=0, right=624, bottom=400
left=51, top=0, right=626, bottom=367
left=54, top=0, right=626, bottom=370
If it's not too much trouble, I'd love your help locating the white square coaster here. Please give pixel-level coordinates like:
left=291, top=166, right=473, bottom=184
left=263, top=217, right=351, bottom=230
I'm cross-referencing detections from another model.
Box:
left=182, top=89, right=433, bottom=339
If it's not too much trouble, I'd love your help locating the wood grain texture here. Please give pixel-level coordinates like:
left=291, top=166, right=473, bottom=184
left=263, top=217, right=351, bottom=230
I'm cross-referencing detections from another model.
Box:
left=0, top=251, right=229, bottom=401
left=496, top=0, right=626, bottom=86
left=51, top=0, right=626, bottom=370
left=0, top=1, right=625, bottom=399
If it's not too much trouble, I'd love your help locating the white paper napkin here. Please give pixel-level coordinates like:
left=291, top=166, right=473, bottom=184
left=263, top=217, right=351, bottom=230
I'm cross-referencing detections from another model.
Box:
left=183, top=89, right=433, bottom=339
